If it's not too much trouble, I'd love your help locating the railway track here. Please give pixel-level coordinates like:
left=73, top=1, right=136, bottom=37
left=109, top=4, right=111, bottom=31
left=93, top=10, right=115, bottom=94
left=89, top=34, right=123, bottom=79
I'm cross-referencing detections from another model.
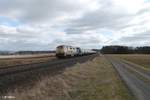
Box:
left=0, top=55, right=95, bottom=76
left=0, top=58, right=58, bottom=76
left=0, top=54, right=97, bottom=93
left=0, top=58, right=56, bottom=69
left=0, top=55, right=56, bottom=68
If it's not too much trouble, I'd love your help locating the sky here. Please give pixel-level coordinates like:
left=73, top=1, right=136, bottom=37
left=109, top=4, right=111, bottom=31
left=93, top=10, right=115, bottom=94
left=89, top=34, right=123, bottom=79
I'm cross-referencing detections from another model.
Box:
left=0, top=0, right=150, bottom=51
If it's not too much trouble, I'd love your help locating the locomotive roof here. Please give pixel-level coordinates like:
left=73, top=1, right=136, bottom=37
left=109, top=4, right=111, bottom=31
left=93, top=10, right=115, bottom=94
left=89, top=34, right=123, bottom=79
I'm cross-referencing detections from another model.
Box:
left=57, top=45, right=74, bottom=47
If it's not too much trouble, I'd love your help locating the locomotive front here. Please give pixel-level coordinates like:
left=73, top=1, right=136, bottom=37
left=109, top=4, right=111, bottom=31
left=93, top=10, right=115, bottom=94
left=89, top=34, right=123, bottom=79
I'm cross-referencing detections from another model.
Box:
left=56, top=45, right=65, bottom=57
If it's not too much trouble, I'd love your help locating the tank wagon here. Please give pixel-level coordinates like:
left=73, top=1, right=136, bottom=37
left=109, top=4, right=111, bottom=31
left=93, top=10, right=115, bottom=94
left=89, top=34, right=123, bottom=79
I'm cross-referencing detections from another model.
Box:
left=56, top=45, right=96, bottom=58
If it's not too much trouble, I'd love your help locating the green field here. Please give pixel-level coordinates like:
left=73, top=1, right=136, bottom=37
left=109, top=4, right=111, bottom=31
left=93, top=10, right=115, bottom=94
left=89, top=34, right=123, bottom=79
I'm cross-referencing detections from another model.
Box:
left=7, top=56, right=134, bottom=100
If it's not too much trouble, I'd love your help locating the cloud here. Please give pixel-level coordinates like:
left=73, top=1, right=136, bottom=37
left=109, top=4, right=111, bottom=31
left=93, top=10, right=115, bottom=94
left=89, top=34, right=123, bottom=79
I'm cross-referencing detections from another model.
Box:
left=111, top=30, right=150, bottom=46
left=0, top=0, right=99, bottom=23
left=0, top=0, right=149, bottom=50
left=65, top=0, right=146, bottom=34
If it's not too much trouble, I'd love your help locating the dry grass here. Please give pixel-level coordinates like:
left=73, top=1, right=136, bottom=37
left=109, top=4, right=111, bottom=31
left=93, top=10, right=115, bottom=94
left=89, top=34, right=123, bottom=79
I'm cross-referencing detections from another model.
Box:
left=112, top=54, right=150, bottom=70
left=6, top=56, right=134, bottom=100
left=0, top=56, right=55, bottom=67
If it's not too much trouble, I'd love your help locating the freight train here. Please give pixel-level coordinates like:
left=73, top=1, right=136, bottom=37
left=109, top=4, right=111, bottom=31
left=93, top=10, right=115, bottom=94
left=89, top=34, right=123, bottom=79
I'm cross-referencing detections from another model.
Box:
left=56, top=45, right=96, bottom=58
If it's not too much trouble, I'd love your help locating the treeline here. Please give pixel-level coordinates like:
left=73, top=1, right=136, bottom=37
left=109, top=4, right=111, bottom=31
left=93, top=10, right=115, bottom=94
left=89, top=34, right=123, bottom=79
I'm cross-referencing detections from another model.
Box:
left=0, top=51, right=11, bottom=55
left=0, top=51, right=55, bottom=55
left=15, top=51, right=55, bottom=55
left=101, top=46, right=150, bottom=54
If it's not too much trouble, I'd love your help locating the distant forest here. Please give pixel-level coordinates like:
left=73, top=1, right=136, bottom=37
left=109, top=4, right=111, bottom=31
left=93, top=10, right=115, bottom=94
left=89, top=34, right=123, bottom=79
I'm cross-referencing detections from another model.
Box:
left=101, top=46, right=150, bottom=54
left=0, top=51, right=55, bottom=55
left=14, top=51, right=55, bottom=55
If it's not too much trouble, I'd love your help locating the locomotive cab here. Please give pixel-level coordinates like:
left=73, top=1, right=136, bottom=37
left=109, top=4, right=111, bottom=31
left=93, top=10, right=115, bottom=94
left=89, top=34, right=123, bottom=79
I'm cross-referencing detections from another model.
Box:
left=56, top=45, right=65, bottom=57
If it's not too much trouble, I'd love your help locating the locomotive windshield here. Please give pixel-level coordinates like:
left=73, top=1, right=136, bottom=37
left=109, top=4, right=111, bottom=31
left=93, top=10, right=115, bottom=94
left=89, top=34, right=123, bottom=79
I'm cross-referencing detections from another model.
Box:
left=57, top=46, right=63, bottom=49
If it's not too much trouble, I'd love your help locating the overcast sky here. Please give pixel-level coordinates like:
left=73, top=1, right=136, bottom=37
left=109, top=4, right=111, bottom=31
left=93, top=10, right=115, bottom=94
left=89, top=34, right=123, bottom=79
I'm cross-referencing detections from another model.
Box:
left=0, top=0, right=150, bottom=51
